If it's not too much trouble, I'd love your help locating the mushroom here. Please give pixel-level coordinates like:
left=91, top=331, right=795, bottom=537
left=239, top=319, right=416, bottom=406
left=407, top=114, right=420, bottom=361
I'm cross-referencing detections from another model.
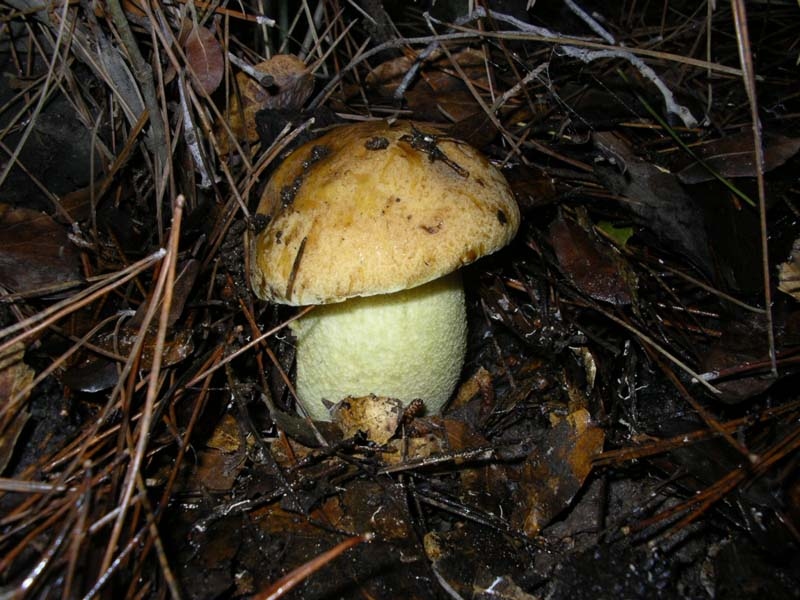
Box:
left=249, top=120, right=519, bottom=421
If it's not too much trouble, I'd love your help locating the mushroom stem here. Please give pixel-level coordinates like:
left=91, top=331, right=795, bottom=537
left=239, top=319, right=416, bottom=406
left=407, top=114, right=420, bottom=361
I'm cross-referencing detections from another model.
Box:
left=290, top=272, right=467, bottom=421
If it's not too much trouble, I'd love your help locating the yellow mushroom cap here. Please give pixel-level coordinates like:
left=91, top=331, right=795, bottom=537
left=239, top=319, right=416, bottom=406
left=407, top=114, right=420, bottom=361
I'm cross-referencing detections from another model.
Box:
left=249, top=120, right=519, bottom=306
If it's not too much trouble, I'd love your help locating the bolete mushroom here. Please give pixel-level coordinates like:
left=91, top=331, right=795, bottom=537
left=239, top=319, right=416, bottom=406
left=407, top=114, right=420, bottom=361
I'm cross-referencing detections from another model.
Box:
left=249, top=120, right=519, bottom=421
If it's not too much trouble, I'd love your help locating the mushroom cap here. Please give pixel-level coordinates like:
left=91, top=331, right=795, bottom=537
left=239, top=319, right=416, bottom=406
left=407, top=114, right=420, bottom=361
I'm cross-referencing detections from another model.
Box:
left=250, top=120, right=519, bottom=306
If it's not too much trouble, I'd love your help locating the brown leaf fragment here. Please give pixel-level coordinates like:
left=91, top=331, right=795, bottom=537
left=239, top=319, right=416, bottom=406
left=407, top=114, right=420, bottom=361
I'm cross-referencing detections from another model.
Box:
left=193, top=443, right=245, bottom=491
left=549, top=214, right=634, bottom=305
left=447, top=111, right=499, bottom=148
left=257, top=54, right=314, bottom=111
left=129, top=259, right=199, bottom=328
left=367, top=48, right=486, bottom=97
left=423, top=524, right=534, bottom=599
left=198, top=427, right=245, bottom=481
left=593, top=132, right=714, bottom=277
left=217, top=54, right=313, bottom=153
left=406, top=85, right=480, bottom=123
left=108, top=326, right=195, bottom=369
left=0, top=203, right=82, bottom=294
left=184, top=26, right=224, bottom=94
left=701, top=317, right=775, bottom=404
left=678, top=131, right=800, bottom=184
left=206, top=413, right=244, bottom=453
left=365, top=55, right=417, bottom=94
left=505, top=164, right=559, bottom=210
left=0, top=344, right=34, bottom=474
left=63, top=327, right=194, bottom=392
left=337, top=480, right=412, bottom=539
left=511, top=408, right=604, bottom=537
left=331, top=394, right=403, bottom=445
left=778, top=238, right=800, bottom=301
left=368, top=48, right=488, bottom=127
left=448, top=366, right=494, bottom=422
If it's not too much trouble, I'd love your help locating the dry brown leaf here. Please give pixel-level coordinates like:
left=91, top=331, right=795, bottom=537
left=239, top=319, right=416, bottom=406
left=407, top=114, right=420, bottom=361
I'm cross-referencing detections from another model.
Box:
left=778, top=238, right=800, bottom=301
left=423, top=526, right=535, bottom=599
left=331, top=394, right=403, bottom=445
left=129, top=259, right=199, bottom=328
left=0, top=344, right=35, bottom=474
left=184, top=26, right=224, bottom=95
left=593, top=131, right=714, bottom=277
left=337, top=480, right=412, bottom=539
left=218, top=55, right=313, bottom=153
left=448, top=366, right=494, bottom=421
left=382, top=431, right=447, bottom=466
left=0, top=203, right=82, bottom=294
left=549, top=213, right=635, bottom=305
left=366, top=48, right=486, bottom=97
left=678, top=131, right=800, bottom=184
left=206, top=413, right=244, bottom=453
left=63, top=327, right=194, bottom=392
left=511, top=408, right=605, bottom=537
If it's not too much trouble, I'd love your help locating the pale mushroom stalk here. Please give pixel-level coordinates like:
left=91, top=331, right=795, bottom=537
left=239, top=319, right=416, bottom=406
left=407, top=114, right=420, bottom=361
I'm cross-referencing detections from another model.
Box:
left=290, top=272, right=466, bottom=421
left=250, top=120, right=519, bottom=421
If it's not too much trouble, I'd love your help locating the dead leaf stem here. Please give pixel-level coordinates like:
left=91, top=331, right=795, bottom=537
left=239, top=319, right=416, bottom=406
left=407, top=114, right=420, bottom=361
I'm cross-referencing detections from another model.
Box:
left=105, top=0, right=168, bottom=171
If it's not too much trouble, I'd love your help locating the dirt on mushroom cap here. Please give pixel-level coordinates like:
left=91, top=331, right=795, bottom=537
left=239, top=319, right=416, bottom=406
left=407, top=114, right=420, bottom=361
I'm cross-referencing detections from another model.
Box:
left=250, top=120, right=520, bottom=306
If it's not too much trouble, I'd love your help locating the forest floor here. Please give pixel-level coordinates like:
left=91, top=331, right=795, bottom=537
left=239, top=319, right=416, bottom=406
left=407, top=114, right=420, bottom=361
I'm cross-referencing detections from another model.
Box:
left=1, top=1, right=799, bottom=598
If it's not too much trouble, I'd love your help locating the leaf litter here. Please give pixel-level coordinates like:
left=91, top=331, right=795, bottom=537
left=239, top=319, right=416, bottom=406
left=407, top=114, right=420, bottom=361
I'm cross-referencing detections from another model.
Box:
left=0, top=1, right=799, bottom=599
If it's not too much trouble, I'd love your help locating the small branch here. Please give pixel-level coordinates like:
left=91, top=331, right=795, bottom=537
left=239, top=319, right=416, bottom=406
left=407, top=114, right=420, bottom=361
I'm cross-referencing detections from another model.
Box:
left=731, top=0, right=777, bottom=377
left=105, top=0, right=168, bottom=170
left=177, top=74, right=216, bottom=188
left=563, top=0, right=697, bottom=127
left=454, top=5, right=698, bottom=128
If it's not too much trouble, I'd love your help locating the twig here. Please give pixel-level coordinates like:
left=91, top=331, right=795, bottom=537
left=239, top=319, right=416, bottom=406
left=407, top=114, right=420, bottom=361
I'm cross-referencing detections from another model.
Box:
left=471, top=5, right=698, bottom=127
left=99, top=196, right=184, bottom=574
left=253, top=534, right=373, bottom=600
left=0, top=0, right=70, bottom=191
left=0, top=251, right=165, bottom=355
left=105, top=0, right=168, bottom=170
left=731, top=0, right=776, bottom=377
left=177, top=73, right=216, bottom=188
left=186, top=305, right=315, bottom=387
left=310, top=20, right=742, bottom=110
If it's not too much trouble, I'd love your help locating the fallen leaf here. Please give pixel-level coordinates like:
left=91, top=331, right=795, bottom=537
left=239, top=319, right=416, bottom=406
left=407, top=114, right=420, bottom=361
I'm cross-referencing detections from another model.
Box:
left=678, top=131, right=800, bottom=184
left=206, top=413, right=244, bottom=453
left=366, top=48, right=485, bottom=97
left=257, top=54, right=314, bottom=111
left=423, top=524, right=534, bottom=599
left=331, top=394, right=403, bottom=445
left=129, top=259, right=199, bottom=328
left=778, top=238, right=800, bottom=301
left=217, top=55, right=313, bottom=153
left=0, top=344, right=34, bottom=474
left=368, top=48, right=488, bottom=129
left=62, top=327, right=194, bottom=392
left=511, top=408, right=605, bottom=536
left=447, top=366, right=494, bottom=422
left=184, top=26, right=224, bottom=95
left=593, top=132, right=715, bottom=277
left=701, top=317, right=775, bottom=404
left=549, top=213, right=635, bottom=305
left=505, top=164, right=559, bottom=210
left=0, top=203, right=82, bottom=294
